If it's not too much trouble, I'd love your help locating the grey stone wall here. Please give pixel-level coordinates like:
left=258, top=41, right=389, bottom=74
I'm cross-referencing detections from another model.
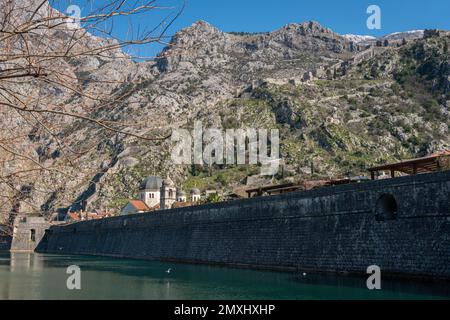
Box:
left=11, top=217, right=51, bottom=252
left=0, top=236, right=11, bottom=251
left=37, top=171, right=450, bottom=279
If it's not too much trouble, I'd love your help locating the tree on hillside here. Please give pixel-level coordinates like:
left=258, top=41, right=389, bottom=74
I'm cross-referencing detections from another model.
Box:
left=0, top=0, right=183, bottom=232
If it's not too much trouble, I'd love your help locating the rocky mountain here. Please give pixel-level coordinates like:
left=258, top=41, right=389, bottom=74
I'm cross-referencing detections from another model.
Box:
left=383, top=30, right=425, bottom=42
left=0, top=4, right=448, bottom=220
left=342, top=34, right=377, bottom=43
left=344, top=30, right=425, bottom=46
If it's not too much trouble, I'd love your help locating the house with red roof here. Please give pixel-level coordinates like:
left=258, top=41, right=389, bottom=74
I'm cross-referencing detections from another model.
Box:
left=65, top=209, right=114, bottom=222
left=120, top=200, right=151, bottom=216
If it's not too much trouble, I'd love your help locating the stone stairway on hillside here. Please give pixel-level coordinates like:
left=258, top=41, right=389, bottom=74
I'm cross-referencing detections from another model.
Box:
left=304, top=46, right=389, bottom=82
left=244, top=46, right=391, bottom=92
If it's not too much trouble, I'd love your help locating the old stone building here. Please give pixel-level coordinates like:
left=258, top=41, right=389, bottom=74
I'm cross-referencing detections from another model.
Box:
left=176, top=190, right=187, bottom=202
left=10, top=216, right=51, bottom=252
left=120, top=176, right=206, bottom=215
left=139, top=176, right=163, bottom=208
left=190, top=188, right=201, bottom=202
left=120, top=200, right=151, bottom=216
left=160, top=177, right=177, bottom=210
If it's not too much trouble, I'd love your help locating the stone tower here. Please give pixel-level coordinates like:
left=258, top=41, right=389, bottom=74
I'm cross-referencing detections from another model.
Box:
left=190, top=188, right=201, bottom=202
left=160, top=177, right=177, bottom=210
left=139, top=176, right=163, bottom=209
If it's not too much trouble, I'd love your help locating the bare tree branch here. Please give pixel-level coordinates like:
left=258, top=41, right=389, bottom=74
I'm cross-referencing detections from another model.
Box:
left=0, top=0, right=184, bottom=227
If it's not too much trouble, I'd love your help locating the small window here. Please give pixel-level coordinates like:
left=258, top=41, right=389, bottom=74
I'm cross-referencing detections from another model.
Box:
left=20, top=217, right=27, bottom=223
left=376, top=194, right=398, bottom=221
left=30, top=229, right=36, bottom=242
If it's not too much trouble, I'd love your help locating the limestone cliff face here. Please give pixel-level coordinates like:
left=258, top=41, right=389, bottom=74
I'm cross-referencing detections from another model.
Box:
left=0, top=4, right=448, bottom=219
left=157, top=20, right=353, bottom=86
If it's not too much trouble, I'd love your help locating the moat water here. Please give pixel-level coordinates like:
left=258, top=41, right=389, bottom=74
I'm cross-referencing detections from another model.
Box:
left=0, top=252, right=449, bottom=300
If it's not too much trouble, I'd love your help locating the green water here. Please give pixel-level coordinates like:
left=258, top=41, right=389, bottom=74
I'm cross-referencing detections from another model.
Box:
left=0, top=252, right=449, bottom=300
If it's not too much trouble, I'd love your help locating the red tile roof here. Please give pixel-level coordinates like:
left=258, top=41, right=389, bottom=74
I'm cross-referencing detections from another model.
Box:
left=129, top=200, right=150, bottom=212
left=66, top=210, right=114, bottom=222
left=172, top=201, right=197, bottom=208
left=67, top=212, right=81, bottom=221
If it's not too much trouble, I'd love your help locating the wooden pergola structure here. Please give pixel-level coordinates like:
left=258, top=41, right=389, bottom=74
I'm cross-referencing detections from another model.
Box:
left=245, top=177, right=370, bottom=198
left=368, top=151, right=450, bottom=180
left=246, top=183, right=302, bottom=198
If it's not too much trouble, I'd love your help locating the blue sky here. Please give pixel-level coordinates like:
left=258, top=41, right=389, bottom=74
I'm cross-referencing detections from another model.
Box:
left=169, top=0, right=450, bottom=35
left=57, top=0, right=450, bottom=58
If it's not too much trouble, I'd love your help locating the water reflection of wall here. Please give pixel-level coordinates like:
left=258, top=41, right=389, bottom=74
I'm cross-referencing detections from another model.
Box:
left=9, top=252, right=43, bottom=272
left=0, top=253, right=45, bottom=299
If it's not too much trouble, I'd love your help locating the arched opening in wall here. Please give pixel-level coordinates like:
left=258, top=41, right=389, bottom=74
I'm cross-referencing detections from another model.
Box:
left=30, top=229, right=36, bottom=242
left=376, top=194, right=398, bottom=221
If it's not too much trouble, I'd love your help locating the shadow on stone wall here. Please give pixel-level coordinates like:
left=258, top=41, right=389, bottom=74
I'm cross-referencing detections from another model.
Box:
left=0, top=235, right=12, bottom=251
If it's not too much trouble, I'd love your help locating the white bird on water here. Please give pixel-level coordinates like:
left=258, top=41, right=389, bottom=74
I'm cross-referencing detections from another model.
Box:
left=166, top=268, right=172, bottom=274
